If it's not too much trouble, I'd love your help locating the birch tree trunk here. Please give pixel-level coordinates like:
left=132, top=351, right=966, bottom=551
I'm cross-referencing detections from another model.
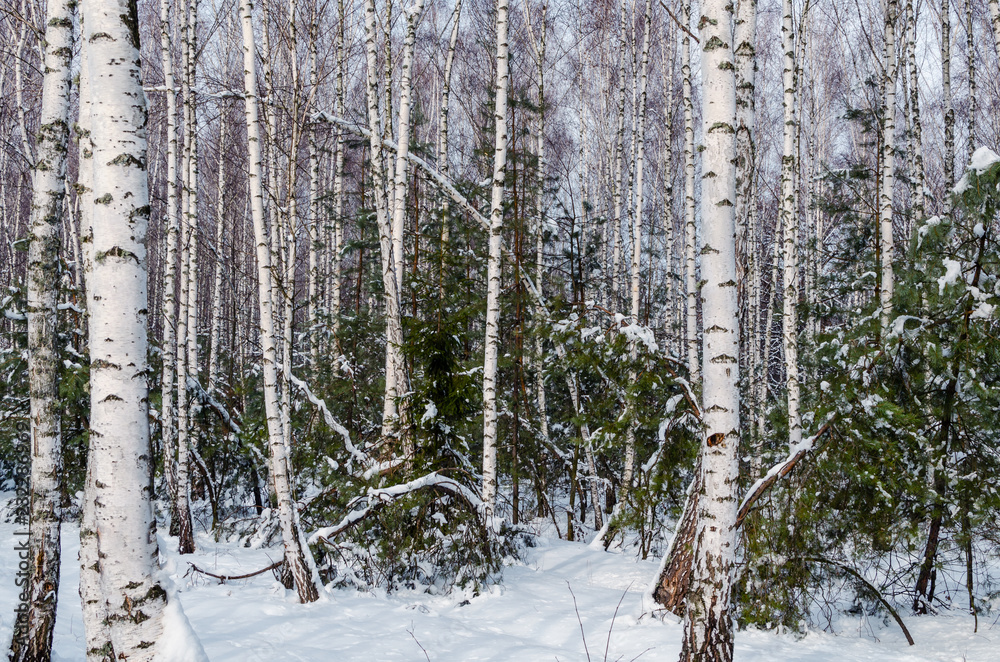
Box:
left=362, top=0, right=406, bottom=444
left=682, top=0, right=699, bottom=385
left=241, top=0, right=320, bottom=603
left=482, top=0, right=510, bottom=517
left=74, top=21, right=112, bottom=660
left=530, top=2, right=548, bottom=445
left=880, top=0, right=898, bottom=333
left=943, top=0, right=955, bottom=215
left=906, top=0, right=925, bottom=220
left=330, top=0, right=347, bottom=340
left=780, top=0, right=802, bottom=450
left=79, top=0, right=172, bottom=652
left=12, top=0, right=74, bottom=655
left=680, top=0, right=741, bottom=657
left=208, top=104, right=227, bottom=392
left=622, top=0, right=652, bottom=494
left=610, top=0, right=629, bottom=309
left=159, top=0, right=182, bottom=537
left=989, top=0, right=1000, bottom=63
left=735, top=0, right=758, bottom=448
left=965, top=0, right=975, bottom=161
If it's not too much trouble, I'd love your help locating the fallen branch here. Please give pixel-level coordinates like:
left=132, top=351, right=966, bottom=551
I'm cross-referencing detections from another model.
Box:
left=797, top=556, right=914, bottom=646
left=187, top=559, right=283, bottom=583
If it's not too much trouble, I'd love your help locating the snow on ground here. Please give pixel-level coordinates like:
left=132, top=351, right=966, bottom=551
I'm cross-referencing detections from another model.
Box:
left=0, top=506, right=995, bottom=660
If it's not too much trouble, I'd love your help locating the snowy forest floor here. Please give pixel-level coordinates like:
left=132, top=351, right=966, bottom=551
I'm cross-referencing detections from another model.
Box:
left=0, top=501, right=995, bottom=661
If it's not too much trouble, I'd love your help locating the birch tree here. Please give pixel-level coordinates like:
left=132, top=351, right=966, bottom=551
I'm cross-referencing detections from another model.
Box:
left=241, top=0, right=321, bottom=603
left=880, top=0, right=898, bottom=333
left=781, top=0, right=802, bottom=451
left=682, top=0, right=699, bottom=385
left=680, top=0, right=741, bottom=658
left=12, top=0, right=74, bottom=655
left=482, top=0, right=510, bottom=516
left=79, top=0, right=171, bottom=652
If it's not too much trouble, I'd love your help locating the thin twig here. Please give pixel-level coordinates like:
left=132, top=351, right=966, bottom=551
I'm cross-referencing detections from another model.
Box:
left=659, top=0, right=699, bottom=44
left=567, top=582, right=591, bottom=662
left=604, top=582, right=633, bottom=661
left=407, top=624, right=431, bottom=662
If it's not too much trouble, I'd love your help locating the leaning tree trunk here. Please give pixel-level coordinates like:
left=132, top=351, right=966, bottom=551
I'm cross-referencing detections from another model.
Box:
left=12, top=0, right=74, bottom=657
left=482, top=0, right=511, bottom=517
left=905, top=0, right=925, bottom=221
left=679, top=0, right=741, bottom=659
left=79, top=0, right=174, bottom=653
left=240, top=0, right=320, bottom=604
left=942, top=0, right=955, bottom=216
left=610, top=0, right=629, bottom=309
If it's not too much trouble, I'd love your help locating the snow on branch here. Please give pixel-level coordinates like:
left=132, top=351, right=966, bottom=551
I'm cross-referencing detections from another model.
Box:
left=187, top=376, right=242, bottom=436
left=307, top=472, right=489, bottom=545
left=287, top=373, right=403, bottom=480
left=735, top=418, right=836, bottom=528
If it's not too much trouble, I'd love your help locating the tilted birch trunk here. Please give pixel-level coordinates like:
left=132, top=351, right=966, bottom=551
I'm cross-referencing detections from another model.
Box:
left=880, top=0, right=898, bottom=334
left=482, top=0, right=510, bottom=517
left=12, top=0, right=74, bottom=655
left=240, top=0, right=320, bottom=603
left=682, top=0, right=699, bottom=385
left=781, top=0, right=802, bottom=450
left=307, top=14, right=320, bottom=372
left=79, top=0, right=173, bottom=652
left=679, top=0, right=741, bottom=658
left=436, top=0, right=462, bottom=313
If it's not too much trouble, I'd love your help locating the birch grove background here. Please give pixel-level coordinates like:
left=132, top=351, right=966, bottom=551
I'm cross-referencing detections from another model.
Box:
left=2, top=0, right=1000, bottom=659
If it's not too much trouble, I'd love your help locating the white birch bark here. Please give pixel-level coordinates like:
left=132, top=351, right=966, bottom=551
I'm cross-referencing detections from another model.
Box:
left=682, top=0, right=699, bottom=385
left=780, top=0, right=801, bottom=449
left=943, top=0, right=955, bottom=215
left=74, top=19, right=111, bottom=659
left=330, top=0, right=347, bottom=339
left=307, top=14, right=320, bottom=371
left=159, top=0, right=181, bottom=531
left=880, top=0, right=898, bottom=333
left=610, top=0, right=629, bottom=308
left=240, top=0, right=320, bottom=603
left=965, top=0, right=975, bottom=162
left=363, top=0, right=406, bottom=443
left=622, top=0, right=653, bottom=494
left=482, top=0, right=510, bottom=517
left=735, top=0, right=757, bottom=393
left=906, top=0, right=925, bottom=220
left=989, top=0, right=1000, bottom=63
left=679, top=0, right=741, bottom=657
left=79, top=0, right=172, bottom=652
left=529, top=2, right=548, bottom=445
left=208, top=105, right=227, bottom=392
left=15, top=0, right=74, bottom=655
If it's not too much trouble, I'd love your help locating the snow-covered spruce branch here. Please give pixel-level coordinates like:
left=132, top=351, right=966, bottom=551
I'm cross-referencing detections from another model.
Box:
left=735, top=417, right=836, bottom=528
left=307, top=472, right=491, bottom=545
left=287, top=373, right=403, bottom=480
